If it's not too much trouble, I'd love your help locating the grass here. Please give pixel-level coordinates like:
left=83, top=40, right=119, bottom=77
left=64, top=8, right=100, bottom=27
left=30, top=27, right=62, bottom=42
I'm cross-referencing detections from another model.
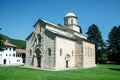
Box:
left=0, top=64, right=120, bottom=80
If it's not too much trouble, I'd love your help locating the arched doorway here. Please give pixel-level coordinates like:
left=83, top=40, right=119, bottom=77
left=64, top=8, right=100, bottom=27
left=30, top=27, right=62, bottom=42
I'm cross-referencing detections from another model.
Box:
left=65, top=54, right=71, bottom=68
left=66, top=60, right=68, bottom=68
left=37, top=56, right=41, bottom=68
left=35, top=47, right=42, bottom=68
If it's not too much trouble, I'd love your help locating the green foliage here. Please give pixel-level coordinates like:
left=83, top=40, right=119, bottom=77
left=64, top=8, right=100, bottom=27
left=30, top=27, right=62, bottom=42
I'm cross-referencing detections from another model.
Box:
left=98, top=48, right=108, bottom=63
left=0, top=33, right=26, bottom=49
left=86, top=24, right=105, bottom=50
left=0, top=34, right=5, bottom=51
left=107, top=25, right=120, bottom=64
left=10, top=39, right=26, bottom=49
left=86, top=24, right=107, bottom=64
left=0, top=64, right=120, bottom=80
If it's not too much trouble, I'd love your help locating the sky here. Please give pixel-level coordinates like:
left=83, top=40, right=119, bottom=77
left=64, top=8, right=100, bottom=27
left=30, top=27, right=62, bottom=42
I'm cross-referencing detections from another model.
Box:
left=0, top=0, right=120, bottom=41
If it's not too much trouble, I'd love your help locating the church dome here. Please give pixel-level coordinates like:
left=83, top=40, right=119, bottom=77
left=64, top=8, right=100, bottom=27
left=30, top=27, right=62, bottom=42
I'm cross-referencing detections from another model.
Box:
left=65, top=12, right=76, bottom=17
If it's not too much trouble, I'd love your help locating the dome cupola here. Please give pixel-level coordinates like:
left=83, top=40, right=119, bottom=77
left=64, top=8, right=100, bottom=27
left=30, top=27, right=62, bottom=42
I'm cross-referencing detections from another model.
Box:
left=64, top=12, right=78, bottom=26
left=64, top=12, right=82, bottom=33
left=65, top=12, right=77, bottom=17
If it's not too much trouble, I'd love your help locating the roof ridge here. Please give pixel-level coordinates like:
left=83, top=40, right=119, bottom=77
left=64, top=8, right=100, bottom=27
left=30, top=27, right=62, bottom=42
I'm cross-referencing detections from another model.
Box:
left=3, top=41, right=17, bottom=47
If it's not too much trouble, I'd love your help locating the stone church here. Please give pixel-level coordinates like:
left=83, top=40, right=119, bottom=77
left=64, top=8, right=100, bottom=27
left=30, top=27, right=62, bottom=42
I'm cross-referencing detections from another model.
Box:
left=25, top=12, right=96, bottom=70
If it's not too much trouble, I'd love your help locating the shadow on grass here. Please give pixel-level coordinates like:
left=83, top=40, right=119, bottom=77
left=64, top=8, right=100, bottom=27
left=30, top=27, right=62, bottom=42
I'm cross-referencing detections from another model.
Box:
left=108, top=68, right=120, bottom=71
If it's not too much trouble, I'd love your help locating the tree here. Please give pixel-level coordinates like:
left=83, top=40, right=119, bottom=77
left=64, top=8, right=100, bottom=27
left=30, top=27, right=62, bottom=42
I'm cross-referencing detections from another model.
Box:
left=0, top=28, right=5, bottom=51
left=107, top=26, right=120, bottom=64
left=97, top=48, right=108, bottom=63
left=0, top=34, right=5, bottom=51
left=86, top=24, right=107, bottom=64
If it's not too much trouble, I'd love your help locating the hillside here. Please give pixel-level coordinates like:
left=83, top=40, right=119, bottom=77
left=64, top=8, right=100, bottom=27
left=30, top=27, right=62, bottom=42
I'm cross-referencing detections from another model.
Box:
left=0, top=33, right=26, bottom=49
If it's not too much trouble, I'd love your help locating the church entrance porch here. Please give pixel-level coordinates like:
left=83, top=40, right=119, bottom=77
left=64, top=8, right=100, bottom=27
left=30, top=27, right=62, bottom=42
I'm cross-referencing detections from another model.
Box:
left=34, top=44, right=43, bottom=68
left=33, top=56, right=41, bottom=68
left=37, top=56, right=41, bottom=68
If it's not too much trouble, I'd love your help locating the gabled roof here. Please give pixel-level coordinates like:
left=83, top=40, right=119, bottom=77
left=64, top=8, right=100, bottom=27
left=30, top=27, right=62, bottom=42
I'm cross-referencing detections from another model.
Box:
left=3, top=41, right=17, bottom=47
left=26, top=32, right=34, bottom=40
left=16, top=49, right=26, bottom=54
left=46, top=28, right=75, bottom=40
left=58, top=24, right=87, bottom=38
left=58, top=24, right=75, bottom=33
left=41, top=19, right=86, bottom=38
left=27, top=18, right=87, bottom=40
left=33, top=19, right=66, bottom=31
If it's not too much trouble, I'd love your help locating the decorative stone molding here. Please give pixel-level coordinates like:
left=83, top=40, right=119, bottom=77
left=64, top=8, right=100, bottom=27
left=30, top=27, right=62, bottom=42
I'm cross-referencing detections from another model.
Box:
left=65, top=54, right=71, bottom=61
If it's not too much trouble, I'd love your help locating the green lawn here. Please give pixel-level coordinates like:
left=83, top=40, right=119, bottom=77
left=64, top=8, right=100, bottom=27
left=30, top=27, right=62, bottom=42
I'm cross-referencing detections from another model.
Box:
left=0, top=64, right=120, bottom=80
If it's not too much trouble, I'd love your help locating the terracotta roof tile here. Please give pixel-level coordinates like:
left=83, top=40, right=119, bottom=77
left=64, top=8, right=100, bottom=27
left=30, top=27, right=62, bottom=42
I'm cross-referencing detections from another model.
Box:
left=16, top=49, right=26, bottom=54
left=3, top=41, right=17, bottom=47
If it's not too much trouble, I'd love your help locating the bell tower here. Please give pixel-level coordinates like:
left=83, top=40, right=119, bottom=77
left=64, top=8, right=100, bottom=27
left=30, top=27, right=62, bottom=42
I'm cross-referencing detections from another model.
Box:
left=64, top=12, right=82, bottom=33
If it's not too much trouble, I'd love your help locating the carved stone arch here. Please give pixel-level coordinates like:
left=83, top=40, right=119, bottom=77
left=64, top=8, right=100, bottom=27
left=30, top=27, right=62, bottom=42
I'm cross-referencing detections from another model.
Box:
left=34, top=47, right=41, bottom=68
left=35, top=48, right=41, bottom=56
left=65, top=54, right=71, bottom=61
left=65, top=54, right=71, bottom=68
left=34, top=45, right=43, bottom=68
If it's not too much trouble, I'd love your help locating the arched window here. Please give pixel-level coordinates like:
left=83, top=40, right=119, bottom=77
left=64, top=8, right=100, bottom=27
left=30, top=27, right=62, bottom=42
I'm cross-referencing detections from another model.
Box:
left=13, top=47, right=16, bottom=51
left=30, top=49, right=32, bottom=56
left=9, top=48, right=11, bottom=51
left=40, top=26, right=41, bottom=32
left=71, top=19, right=73, bottom=24
left=13, top=54, right=15, bottom=57
left=60, top=48, right=62, bottom=56
left=65, top=18, right=68, bottom=25
left=85, top=47, right=87, bottom=56
left=88, top=48, right=89, bottom=56
left=72, top=50, right=74, bottom=56
left=48, top=48, right=51, bottom=56
left=90, top=48, right=92, bottom=57
left=37, top=34, right=41, bottom=44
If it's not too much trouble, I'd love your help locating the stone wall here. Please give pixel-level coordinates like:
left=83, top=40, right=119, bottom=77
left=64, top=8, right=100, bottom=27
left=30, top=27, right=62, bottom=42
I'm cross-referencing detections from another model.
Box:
left=41, top=30, right=56, bottom=69
left=25, top=33, right=35, bottom=67
left=82, top=41, right=96, bottom=68
left=75, top=40, right=83, bottom=67
left=55, top=36, right=76, bottom=69
left=25, top=22, right=45, bottom=68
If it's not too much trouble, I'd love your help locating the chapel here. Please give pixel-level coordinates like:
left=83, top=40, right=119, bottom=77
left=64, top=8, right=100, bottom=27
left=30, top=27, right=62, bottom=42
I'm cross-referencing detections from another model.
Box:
left=25, top=12, right=96, bottom=70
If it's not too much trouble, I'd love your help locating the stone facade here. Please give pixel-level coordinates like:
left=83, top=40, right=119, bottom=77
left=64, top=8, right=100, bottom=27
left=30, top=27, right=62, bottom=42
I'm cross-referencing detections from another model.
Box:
left=25, top=12, right=96, bottom=70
